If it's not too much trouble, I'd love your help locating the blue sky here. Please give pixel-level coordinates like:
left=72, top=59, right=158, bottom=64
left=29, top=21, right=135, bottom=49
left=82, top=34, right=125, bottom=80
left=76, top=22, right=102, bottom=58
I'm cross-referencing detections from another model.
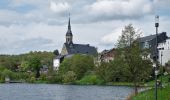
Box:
left=0, top=0, right=170, bottom=54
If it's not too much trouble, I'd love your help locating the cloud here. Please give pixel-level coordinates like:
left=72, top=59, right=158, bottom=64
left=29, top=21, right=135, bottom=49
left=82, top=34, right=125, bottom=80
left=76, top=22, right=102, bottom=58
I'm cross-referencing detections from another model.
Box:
left=50, top=1, right=70, bottom=13
left=85, top=0, right=153, bottom=21
left=100, top=27, right=123, bottom=46
left=0, top=37, right=54, bottom=54
left=0, top=22, right=67, bottom=54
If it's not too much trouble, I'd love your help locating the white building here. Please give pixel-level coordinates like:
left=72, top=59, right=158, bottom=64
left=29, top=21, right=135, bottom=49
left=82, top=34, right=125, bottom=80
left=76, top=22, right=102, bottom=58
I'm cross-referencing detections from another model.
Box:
left=158, top=38, right=170, bottom=66
left=53, top=59, right=60, bottom=70
left=53, top=55, right=64, bottom=70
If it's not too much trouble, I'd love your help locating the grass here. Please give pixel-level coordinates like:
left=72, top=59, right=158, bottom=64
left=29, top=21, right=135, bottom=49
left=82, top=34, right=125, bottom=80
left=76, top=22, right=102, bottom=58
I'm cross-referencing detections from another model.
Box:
left=145, top=75, right=169, bottom=87
left=132, top=84, right=170, bottom=100
left=131, top=75, right=170, bottom=100
left=75, top=74, right=104, bottom=85
left=106, top=82, right=134, bottom=86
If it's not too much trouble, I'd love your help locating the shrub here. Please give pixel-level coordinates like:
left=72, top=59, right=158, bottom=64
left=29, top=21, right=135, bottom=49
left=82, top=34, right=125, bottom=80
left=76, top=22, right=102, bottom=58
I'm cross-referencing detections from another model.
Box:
left=76, top=74, right=104, bottom=85
left=63, top=71, right=77, bottom=83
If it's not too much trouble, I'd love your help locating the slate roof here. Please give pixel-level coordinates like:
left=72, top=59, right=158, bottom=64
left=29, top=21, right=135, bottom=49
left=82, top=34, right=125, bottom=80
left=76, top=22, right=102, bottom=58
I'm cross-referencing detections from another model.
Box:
left=64, top=43, right=97, bottom=56
left=138, top=32, right=168, bottom=43
left=139, top=34, right=156, bottom=42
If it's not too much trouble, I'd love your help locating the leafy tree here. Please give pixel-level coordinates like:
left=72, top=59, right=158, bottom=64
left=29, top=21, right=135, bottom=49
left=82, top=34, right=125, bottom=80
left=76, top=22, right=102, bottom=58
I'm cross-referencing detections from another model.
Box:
left=53, top=50, right=59, bottom=56
left=96, top=62, right=113, bottom=82
left=28, top=56, right=41, bottom=78
left=96, top=57, right=128, bottom=82
left=116, top=24, right=152, bottom=95
left=59, top=54, right=95, bottom=80
left=71, top=55, right=94, bottom=79
left=20, top=61, right=29, bottom=72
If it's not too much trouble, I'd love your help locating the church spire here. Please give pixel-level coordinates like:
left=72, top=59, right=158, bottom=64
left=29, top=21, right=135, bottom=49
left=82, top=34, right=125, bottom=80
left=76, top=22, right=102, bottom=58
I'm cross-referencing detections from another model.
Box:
left=68, top=13, right=71, bottom=30
left=66, top=13, right=73, bottom=44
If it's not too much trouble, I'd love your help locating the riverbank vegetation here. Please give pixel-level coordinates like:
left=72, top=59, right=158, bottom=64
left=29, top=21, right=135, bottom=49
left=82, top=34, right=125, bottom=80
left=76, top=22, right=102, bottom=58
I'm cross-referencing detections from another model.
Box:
left=131, top=84, right=170, bottom=100
left=127, top=74, right=170, bottom=100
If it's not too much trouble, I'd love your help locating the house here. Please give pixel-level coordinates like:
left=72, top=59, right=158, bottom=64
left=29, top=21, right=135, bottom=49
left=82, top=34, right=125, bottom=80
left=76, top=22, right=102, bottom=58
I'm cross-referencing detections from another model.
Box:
left=138, top=32, right=168, bottom=60
left=158, top=37, right=170, bottom=66
left=53, top=17, right=97, bottom=70
left=100, top=48, right=116, bottom=62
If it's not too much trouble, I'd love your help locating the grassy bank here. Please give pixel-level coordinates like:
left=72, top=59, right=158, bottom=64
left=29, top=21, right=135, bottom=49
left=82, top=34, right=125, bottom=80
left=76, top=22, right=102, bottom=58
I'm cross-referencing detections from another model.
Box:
left=131, top=75, right=170, bottom=100
left=131, top=84, right=170, bottom=100
left=145, top=75, right=169, bottom=87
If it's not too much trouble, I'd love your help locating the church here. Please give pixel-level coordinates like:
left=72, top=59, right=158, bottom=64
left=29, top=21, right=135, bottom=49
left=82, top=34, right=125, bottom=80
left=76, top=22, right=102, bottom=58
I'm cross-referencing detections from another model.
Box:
left=53, top=17, right=97, bottom=70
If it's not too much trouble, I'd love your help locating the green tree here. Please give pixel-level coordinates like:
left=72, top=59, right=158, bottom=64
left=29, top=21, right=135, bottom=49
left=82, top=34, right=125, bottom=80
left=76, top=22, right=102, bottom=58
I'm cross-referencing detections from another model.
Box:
left=20, top=61, right=29, bottom=72
left=116, top=24, right=152, bottom=95
left=59, top=54, right=95, bottom=80
left=28, top=56, right=41, bottom=78
left=53, top=50, right=59, bottom=56
left=96, top=57, right=128, bottom=82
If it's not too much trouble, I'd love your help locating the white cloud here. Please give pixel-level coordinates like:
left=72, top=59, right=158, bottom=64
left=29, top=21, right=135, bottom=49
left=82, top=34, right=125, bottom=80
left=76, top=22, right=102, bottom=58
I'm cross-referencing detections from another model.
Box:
left=87, top=0, right=153, bottom=19
left=50, top=1, right=70, bottom=13
left=100, top=27, right=123, bottom=46
left=0, top=23, right=67, bottom=54
left=153, top=0, right=170, bottom=8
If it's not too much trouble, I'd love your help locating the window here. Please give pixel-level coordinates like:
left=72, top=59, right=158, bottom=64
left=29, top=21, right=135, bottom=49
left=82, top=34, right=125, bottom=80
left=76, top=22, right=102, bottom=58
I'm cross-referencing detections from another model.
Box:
left=144, top=41, right=149, bottom=48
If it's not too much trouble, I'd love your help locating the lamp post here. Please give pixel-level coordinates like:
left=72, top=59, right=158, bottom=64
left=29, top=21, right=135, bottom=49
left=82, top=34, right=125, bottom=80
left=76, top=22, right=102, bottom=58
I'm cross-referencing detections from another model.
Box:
left=160, top=49, right=163, bottom=90
left=154, top=15, right=159, bottom=100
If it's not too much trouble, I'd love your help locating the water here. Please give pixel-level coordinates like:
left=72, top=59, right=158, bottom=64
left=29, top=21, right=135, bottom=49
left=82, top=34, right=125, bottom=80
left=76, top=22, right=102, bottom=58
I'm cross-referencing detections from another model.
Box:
left=0, top=84, right=133, bottom=100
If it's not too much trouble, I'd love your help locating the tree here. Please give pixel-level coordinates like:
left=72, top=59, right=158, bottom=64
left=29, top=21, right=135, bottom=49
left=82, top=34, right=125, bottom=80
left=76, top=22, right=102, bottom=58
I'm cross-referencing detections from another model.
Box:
left=96, top=56, right=128, bottom=83
left=59, top=54, right=95, bottom=80
left=28, top=56, right=41, bottom=78
left=116, top=24, right=152, bottom=95
left=20, top=61, right=29, bottom=72
left=53, top=50, right=59, bottom=56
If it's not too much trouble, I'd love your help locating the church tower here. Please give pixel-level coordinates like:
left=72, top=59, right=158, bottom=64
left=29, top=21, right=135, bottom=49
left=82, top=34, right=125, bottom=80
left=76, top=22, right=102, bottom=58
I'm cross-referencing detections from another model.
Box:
left=66, top=16, right=73, bottom=45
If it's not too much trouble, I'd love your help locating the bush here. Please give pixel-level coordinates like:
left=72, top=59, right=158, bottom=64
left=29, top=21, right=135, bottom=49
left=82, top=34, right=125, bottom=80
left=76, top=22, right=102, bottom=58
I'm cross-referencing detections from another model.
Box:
left=1, top=69, right=13, bottom=79
left=40, top=73, right=47, bottom=81
left=29, top=77, right=36, bottom=83
left=63, top=71, right=77, bottom=84
left=47, top=75, right=62, bottom=83
left=76, top=74, right=104, bottom=85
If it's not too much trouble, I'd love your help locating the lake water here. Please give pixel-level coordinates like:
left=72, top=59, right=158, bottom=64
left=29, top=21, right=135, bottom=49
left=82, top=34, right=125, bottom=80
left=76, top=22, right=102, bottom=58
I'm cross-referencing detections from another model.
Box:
left=0, top=84, right=133, bottom=100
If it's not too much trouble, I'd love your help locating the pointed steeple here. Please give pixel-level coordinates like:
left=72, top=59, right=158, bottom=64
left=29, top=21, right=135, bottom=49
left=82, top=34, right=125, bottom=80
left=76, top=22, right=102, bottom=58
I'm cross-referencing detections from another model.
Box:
left=68, top=15, right=71, bottom=30
left=66, top=14, right=72, bottom=36
left=66, top=14, right=73, bottom=44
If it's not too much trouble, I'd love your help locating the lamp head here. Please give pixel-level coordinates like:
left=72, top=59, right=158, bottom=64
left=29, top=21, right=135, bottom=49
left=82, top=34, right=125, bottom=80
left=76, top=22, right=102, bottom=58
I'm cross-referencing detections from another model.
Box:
left=155, top=15, right=159, bottom=27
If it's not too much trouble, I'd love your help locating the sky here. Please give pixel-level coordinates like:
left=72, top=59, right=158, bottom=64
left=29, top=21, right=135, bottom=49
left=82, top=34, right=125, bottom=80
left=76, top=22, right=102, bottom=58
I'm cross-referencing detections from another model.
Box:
left=0, top=0, right=170, bottom=54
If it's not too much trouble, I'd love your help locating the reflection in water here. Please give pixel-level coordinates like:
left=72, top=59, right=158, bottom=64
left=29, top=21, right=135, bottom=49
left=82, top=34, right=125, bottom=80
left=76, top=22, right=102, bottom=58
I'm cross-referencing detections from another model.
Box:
left=0, top=84, right=133, bottom=100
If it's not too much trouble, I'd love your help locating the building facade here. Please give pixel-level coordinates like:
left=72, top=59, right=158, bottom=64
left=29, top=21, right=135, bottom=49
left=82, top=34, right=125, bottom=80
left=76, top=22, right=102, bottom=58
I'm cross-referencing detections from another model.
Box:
left=158, top=38, right=170, bottom=66
left=139, top=32, right=168, bottom=60
left=100, top=48, right=116, bottom=62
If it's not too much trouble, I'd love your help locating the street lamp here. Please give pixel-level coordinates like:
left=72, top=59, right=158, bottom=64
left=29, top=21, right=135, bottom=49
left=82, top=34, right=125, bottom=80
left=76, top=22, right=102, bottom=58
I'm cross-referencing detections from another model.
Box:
left=154, top=15, right=159, bottom=100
